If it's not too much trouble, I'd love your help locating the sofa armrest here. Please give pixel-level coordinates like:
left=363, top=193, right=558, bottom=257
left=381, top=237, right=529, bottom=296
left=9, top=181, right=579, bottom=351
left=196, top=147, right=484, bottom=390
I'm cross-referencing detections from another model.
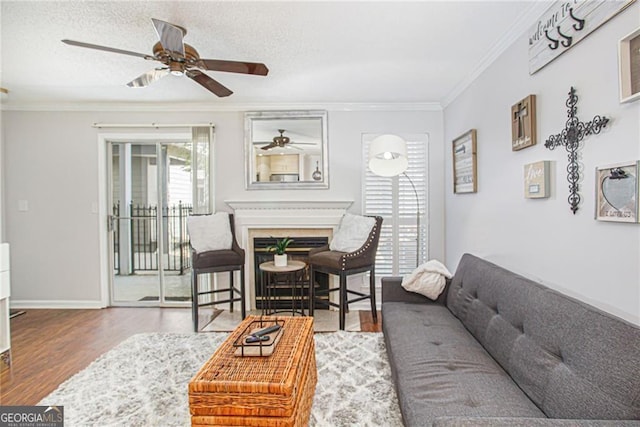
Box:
left=432, top=417, right=640, bottom=427
left=381, top=276, right=448, bottom=306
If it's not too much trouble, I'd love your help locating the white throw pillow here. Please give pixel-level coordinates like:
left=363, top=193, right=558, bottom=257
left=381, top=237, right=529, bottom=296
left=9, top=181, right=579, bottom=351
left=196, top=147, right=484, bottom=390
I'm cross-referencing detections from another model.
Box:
left=329, top=213, right=376, bottom=253
left=401, top=260, right=453, bottom=300
left=186, top=212, right=233, bottom=253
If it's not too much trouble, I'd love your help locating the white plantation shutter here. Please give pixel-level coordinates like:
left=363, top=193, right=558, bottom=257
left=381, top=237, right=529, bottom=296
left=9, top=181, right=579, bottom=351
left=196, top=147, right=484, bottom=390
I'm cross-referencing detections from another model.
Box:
left=363, top=134, right=428, bottom=278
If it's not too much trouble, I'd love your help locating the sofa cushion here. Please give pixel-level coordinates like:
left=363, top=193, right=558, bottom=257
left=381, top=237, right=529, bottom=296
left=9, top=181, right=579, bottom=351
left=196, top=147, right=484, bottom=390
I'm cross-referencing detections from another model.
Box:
left=382, top=301, right=545, bottom=426
left=447, top=254, right=640, bottom=421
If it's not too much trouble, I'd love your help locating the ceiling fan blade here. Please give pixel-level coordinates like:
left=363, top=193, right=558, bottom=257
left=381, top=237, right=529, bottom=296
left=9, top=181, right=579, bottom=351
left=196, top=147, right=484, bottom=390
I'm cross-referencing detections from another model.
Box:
left=261, top=143, right=278, bottom=150
left=199, top=59, right=269, bottom=76
left=61, top=39, right=152, bottom=59
left=151, top=18, right=185, bottom=56
left=127, top=68, right=170, bottom=88
left=186, top=70, right=233, bottom=97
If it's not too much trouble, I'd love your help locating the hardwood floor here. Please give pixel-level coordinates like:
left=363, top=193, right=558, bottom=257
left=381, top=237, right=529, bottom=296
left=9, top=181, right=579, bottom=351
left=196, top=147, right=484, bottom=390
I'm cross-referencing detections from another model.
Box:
left=0, top=307, right=381, bottom=405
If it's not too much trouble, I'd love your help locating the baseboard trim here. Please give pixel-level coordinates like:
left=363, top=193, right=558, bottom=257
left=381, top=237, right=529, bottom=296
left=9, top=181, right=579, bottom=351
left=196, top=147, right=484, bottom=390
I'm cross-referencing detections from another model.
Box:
left=10, top=300, right=106, bottom=309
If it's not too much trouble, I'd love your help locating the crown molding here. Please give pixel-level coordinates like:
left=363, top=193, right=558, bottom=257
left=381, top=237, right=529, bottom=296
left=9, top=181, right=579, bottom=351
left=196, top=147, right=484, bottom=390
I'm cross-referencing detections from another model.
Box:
left=441, top=1, right=552, bottom=109
left=1, top=101, right=442, bottom=113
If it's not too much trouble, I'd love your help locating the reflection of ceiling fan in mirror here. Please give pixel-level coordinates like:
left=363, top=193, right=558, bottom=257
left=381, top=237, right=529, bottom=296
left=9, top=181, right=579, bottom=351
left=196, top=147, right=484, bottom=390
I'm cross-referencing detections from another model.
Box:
left=259, top=129, right=316, bottom=151
left=61, top=18, right=268, bottom=97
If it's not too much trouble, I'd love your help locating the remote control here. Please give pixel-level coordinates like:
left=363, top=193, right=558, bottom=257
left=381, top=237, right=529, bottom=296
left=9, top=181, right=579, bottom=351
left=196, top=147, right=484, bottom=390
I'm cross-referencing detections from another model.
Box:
left=251, top=324, right=281, bottom=337
left=245, top=335, right=270, bottom=344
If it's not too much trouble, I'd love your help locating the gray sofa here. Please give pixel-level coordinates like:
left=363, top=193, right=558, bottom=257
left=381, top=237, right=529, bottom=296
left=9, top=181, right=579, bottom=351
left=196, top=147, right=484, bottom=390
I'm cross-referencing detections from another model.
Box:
left=382, top=253, right=640, bottom=426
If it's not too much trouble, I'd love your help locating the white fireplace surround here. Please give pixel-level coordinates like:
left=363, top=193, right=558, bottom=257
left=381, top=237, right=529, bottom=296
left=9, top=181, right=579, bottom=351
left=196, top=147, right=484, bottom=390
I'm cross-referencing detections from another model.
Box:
left=225, top=200, right=354, bottom=310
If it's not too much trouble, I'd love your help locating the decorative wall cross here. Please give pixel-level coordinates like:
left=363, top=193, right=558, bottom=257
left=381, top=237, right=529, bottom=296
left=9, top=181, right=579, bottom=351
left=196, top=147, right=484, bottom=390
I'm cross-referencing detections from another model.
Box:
left=514, top=102, right=527, bottom=140
left=544, top=87, right=609, bottom=214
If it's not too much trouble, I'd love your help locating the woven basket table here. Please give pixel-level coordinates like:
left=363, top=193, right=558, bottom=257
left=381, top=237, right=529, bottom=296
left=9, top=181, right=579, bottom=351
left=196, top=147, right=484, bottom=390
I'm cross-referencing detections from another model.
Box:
left=189, top=315, right=317, bottom=427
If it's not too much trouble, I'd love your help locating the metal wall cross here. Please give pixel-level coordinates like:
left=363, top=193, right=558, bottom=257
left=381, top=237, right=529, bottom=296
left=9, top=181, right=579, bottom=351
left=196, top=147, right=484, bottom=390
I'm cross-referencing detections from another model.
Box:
left=544, top=87, right=609, bottom=214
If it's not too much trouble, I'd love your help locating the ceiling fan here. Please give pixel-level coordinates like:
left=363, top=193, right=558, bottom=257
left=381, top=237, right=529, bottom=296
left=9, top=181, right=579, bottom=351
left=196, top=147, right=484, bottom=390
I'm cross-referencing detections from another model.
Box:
left=61, top=18, right=268, bottom=97
left=259, top=130, right=316, bottom=151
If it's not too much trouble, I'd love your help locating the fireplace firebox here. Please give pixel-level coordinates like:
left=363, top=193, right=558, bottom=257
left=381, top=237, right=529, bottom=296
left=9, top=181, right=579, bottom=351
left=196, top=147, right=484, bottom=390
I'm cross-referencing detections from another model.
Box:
left=253, top=237, right=329, bottom=310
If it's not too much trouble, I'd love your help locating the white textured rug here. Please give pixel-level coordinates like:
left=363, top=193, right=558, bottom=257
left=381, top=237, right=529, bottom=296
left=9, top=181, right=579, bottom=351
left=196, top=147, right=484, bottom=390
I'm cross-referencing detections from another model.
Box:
left=40, top=332, right=402, bottom=426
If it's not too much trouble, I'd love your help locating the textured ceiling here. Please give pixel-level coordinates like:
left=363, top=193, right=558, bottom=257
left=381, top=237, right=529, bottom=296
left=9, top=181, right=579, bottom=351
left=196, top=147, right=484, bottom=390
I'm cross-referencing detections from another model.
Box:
left=0, top=1, right=548, bottom=108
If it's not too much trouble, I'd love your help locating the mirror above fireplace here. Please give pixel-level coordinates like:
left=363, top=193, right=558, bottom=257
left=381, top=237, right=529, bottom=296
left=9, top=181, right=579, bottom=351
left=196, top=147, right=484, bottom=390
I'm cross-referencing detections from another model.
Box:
left=244, top=110, right=329, bottom=190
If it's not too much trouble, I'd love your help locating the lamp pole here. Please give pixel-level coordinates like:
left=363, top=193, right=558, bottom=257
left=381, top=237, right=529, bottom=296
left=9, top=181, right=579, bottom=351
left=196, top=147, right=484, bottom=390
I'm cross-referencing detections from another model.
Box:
left=402, top=172, right=420, bottom=268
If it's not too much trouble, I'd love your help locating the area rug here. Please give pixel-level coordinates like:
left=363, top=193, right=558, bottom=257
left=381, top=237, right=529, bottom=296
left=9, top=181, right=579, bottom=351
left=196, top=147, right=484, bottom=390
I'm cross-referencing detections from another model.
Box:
left=201, top=309, right=362, bottom=332
left=39, top=332, right=402, bottom=426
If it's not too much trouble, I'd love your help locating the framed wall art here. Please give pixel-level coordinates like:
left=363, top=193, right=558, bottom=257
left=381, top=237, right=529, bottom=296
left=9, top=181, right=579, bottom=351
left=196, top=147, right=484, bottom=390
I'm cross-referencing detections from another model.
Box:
left=524, top=161, right=551, bottom=199
left=595, top=161, right=639, bottom=223
left=452, top=129, right=477, bottom=194
left=619, top=27, right=640, bottom=103
left=511, top=94, right=537, bottom=151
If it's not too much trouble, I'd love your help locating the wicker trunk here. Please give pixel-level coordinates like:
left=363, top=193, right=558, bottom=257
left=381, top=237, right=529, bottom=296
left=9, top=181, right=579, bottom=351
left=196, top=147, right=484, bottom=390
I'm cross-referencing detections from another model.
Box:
left=189, top=315, right=317, bottom=427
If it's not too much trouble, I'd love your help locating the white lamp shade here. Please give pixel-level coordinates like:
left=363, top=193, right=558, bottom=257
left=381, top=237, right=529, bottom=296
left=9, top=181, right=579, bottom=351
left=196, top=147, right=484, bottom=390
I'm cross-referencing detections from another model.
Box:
left=368, top=134, right=408, bottom=177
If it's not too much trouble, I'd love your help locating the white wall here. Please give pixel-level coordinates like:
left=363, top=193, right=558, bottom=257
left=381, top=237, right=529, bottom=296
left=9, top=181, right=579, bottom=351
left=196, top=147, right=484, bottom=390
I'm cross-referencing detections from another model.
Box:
left=3, top=108, right=444, bottom=306
left=444, top=3, right=640, bottom=325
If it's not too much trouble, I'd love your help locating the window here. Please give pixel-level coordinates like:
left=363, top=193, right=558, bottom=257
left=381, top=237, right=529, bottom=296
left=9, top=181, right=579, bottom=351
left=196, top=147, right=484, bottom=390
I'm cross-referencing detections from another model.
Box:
left=362, top=134, right=428, bottom=277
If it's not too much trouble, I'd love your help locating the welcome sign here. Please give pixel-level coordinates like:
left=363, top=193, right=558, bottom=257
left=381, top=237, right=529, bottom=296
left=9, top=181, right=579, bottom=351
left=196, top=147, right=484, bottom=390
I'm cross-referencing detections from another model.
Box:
left=528, top=0, right=635, bottom=75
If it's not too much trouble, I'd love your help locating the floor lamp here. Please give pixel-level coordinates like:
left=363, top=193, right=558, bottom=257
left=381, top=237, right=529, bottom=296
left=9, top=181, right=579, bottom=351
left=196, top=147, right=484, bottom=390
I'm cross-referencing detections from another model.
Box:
left=368, top=134, right=421, bottom=268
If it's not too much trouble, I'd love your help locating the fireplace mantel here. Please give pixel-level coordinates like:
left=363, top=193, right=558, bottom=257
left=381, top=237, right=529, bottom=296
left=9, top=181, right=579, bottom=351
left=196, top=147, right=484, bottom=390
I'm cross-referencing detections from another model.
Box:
left=225, top=199, right=353, bottom=310
left=225, top=200, right=353, bottom=228
left=225, top=200, right=353, bottom=211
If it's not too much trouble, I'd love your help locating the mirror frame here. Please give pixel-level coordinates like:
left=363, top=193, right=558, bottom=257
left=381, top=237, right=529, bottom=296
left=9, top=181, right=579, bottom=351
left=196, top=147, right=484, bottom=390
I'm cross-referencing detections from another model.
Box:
left=244, top=110, right=329, bottom=190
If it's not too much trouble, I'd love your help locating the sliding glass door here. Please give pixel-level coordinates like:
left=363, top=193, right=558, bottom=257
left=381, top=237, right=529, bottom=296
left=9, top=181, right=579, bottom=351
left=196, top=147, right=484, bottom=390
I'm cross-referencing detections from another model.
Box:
left=107, top=136, right=209, bottom=306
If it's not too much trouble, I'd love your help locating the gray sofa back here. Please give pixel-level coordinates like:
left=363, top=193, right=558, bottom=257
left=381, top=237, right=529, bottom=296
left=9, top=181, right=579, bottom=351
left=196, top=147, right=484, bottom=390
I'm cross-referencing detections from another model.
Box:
left=447, top=254, right=640, bottom=421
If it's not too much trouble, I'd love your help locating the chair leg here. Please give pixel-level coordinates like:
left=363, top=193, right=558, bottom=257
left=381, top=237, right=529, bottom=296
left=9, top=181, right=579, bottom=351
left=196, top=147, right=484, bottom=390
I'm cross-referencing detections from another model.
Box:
left=240, top=266, right=246, bottom=319
left=339, top=272, right=347, bottom=330
left=309, top=265, right=315, bottom=316
left=370, top=268, right=378, bottom=323
left=229, top=271, right=234, bottom=313
left=192, top=270, right=199, bottom=332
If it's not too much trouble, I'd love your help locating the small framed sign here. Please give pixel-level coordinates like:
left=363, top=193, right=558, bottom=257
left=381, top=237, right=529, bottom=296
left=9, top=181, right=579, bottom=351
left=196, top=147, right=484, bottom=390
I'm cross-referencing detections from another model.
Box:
left=524, top=161, right=551, bottom=199
left=452, top=129, right=477, bottom=194
left=511, top=95, right=537, bottom=151
left=595, top=161, right=639, bottom=223
left=619, top=27, right=640, bottom=103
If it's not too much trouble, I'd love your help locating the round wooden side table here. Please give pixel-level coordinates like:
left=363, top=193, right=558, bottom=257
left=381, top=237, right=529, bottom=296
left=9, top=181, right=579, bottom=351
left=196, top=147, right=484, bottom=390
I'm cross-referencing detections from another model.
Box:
left=259, top=260, right=307, bottom=316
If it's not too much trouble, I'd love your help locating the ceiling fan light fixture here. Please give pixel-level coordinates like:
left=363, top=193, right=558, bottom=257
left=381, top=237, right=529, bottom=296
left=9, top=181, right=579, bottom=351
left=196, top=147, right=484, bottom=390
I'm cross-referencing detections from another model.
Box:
left=169, top=62, right=184, bottom=76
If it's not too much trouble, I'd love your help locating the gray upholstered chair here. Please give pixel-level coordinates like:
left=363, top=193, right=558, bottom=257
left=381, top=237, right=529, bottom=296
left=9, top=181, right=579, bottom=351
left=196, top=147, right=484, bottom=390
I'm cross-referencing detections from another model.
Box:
left=190, top=214, right=246, bottom=332
left=308, top=216, right=383, bottom=330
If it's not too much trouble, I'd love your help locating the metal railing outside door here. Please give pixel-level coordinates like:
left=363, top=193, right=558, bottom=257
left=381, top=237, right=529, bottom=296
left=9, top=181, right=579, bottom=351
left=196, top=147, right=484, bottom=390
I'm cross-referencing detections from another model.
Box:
left=112, top=202, right=192, bottom=275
